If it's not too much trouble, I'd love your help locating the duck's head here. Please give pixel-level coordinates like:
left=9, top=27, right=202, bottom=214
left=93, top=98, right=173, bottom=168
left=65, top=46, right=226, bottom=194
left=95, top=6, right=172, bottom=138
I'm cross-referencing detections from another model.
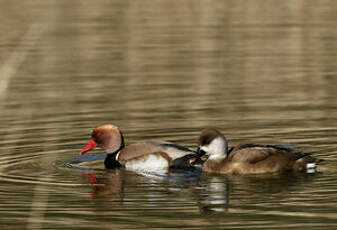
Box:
left=196, top=128, right=228, bottom=159
left=80, top=124, right=125, bottom=155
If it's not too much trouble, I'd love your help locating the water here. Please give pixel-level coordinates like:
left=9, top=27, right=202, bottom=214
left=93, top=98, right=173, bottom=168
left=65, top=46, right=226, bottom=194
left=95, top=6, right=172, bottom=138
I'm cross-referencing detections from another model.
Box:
left=0, top=0, right=337, bottom=229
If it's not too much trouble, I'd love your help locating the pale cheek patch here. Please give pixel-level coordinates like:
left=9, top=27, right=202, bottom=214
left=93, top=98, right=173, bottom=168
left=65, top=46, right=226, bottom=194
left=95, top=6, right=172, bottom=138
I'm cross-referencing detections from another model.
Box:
left=201, top=146, right=209, bottom=152
left=203, top=137, right=226, bottom=158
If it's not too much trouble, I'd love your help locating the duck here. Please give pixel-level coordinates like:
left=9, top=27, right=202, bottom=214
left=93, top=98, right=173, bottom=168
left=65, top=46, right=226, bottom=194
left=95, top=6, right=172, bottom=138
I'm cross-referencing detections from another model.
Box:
left=79, top=124, right=202, bottom=171
left=194, top=128, right=320, bottom=175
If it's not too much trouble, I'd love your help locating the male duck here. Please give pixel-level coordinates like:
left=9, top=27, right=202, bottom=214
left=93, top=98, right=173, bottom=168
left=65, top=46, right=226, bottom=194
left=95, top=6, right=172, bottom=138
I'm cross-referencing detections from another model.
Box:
left=80, top=124, right=202, bottom=171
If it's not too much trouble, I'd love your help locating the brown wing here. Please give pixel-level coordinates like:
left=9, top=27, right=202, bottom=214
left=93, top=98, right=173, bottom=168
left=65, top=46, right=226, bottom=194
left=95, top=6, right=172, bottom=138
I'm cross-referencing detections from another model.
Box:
left=117, top=142, right=163, bottom=163
left=117, top=141, right=195, bottom=164
left=230, top=144, right=289, bottom=164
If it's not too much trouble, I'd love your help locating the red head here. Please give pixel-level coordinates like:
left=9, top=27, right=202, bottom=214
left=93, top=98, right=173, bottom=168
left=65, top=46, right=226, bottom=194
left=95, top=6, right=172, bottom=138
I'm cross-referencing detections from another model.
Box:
left=80, top=124, right=124, bottom=155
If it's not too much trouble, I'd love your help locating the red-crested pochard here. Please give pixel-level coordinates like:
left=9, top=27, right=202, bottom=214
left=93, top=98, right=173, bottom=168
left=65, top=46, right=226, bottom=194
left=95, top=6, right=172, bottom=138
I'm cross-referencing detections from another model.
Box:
left=195, top=128, right=320, bottom=175
left=80, top=124, right=202, bottom=172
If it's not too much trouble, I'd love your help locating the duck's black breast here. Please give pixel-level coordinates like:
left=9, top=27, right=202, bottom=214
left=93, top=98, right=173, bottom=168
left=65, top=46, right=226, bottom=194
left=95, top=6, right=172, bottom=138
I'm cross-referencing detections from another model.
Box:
left=171, top=154, right=204, bottom=168
left=104, top=152, right=122, bottom=169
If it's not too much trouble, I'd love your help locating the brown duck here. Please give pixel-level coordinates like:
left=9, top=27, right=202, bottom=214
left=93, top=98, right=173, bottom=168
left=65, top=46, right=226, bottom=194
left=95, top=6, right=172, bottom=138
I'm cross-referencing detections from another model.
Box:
left=195, top=128, right=320, bottom=175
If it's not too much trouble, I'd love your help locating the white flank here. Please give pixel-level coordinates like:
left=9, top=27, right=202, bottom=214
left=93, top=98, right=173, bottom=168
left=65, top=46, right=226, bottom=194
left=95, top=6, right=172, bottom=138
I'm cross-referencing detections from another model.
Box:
left=125, top=154, right=169, bottom=173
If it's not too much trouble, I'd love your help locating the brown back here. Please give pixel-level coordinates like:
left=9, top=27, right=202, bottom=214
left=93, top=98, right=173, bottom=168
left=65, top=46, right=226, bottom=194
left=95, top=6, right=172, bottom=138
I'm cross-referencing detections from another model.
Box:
left=204, top=145, right=308, bottom=174
left=117, top=142, right=163, bottom=163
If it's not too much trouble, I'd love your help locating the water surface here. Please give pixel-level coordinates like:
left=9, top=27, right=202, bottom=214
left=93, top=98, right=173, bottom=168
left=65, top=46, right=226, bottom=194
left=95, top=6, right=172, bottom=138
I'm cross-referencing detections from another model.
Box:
left=0, top=1, right=337, bottom=229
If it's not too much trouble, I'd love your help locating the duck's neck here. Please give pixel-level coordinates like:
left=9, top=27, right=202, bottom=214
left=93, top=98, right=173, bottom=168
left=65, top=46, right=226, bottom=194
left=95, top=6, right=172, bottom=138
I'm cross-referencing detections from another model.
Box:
left=104, top=152, right=122, bottom=169
left=104, top=131, right=125, bottom=169
left=204, top=155, right=227, bottom=172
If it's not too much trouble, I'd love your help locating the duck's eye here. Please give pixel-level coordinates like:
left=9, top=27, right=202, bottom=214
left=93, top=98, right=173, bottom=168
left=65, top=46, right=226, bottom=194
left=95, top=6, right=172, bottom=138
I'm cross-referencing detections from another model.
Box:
left=91, top=131, right=104, bottom=144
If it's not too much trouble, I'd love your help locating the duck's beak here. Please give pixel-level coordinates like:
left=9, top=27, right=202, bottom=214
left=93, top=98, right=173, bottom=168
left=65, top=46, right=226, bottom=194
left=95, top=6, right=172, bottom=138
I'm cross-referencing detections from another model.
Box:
left=80, top=140, right=97, bottom=155
left=189, top=147, right=207, bottom=165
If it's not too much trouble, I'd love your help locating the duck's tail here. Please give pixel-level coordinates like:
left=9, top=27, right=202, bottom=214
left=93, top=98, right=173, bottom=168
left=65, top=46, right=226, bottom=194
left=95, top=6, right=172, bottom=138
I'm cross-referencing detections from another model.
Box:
left=293, top=152, right=322, bottom=173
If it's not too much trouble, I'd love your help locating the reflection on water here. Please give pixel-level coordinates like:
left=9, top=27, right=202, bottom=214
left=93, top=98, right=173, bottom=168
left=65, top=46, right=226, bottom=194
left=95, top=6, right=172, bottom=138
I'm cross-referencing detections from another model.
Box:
left=0, top=0, right=337, bottom=229
left=197, top=176, right=230, bottom=213
left=76, top=165, right=325, bottom=219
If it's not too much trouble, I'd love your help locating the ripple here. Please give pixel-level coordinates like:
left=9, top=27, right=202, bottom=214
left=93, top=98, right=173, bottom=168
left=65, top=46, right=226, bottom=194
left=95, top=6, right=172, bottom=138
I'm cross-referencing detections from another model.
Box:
left=0, top=0, right=337, bottom=229
left=0, top=174, right=87, bottom=187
